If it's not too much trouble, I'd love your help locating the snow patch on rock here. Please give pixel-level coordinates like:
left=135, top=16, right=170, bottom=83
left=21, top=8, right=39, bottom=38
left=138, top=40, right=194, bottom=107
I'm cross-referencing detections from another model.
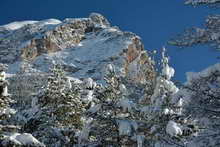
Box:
left=166, top=120, right=182, bottom=137
left=2, top=133, right=45, bottom=147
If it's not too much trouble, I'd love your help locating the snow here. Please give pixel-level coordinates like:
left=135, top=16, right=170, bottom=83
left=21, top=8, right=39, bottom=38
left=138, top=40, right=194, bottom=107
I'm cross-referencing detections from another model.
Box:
left=117, top=120, right=132, bottom=136
left=27, top=26, right=135, bottom=83
left=31, top=97, right=38, bottom=108
left=176, top=98, right=183, bottom=107
left=200, top=63, right=220, bottom=77
left=2, top=15, right=140, bottom=86
left=126, top=55, right=140, bottom=81
left=2, top=86, right=9, bottom=96
left=150, top=76, right=179, bottom=106
left=131, top=121, right=138, bottom=131
left=166, top=120, right=182, bottom=137
left=211, top=32, right=220, bottom=40
left=0, top=108, right=16, bottom=116
left=136, top=135, right=145, bottom=147
left=162, top=64, right=175, bottom=80
left=186, top=63, right=220, bottom=85
left=117, top=99, right=134, bottom=112
left=2, top=133, right=45, bottom=146
left=171, top=88, right=194, bottom=105
left=185, top=72, right=197, bottom=85
left=66, top=77, right=72, bottom=89
left=36, top=19, right=62, bottom=26
left=1, top=21, right=38, bottom=30
left=163, top=79, right=179, bottom=94
left=150, top=125, right=158, bottom=134
left=82, top=89, right=95, bottom=103
left=108, top=27, right=119, bottom=32
left=185, top=0, right=220, bottom=5
left=106, top=64, right=115, bottom=73
left=140, top=106, right=153, bottom=114
left=15, top=106, right=40, bottom=123
left=77, top=127, right=90, bottom=144
left=117, top=120, right=137, bottom=136
left=0, top=19, right=61, bottom=31
left=161, top=47, right=175, bottom=81
left=150, top=77, right=162, bottom=104
left=163, top=108, right=170, bottom=115
left=83, top=78, right=96, bottom=89
left=85, top=90, right=94, bottom=102
left=77, top=118, right=93, bottom=144
left=119, top=84, right=127, bottom=95
left=67, top=76, right=82, bottom=84
left=0, top=71, right=6, bottom=80
left=15, top=133, right=42, bottom=145
left=18, top=40, right=34, bottom=52
left=88, top=104, right=101, bottom=113
left=89, top=12, right=110, bottom=26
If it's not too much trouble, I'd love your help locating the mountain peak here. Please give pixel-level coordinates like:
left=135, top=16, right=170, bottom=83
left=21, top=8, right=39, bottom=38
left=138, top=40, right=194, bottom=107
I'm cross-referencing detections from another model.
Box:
left=89, top=13, right=111, bottom=27
left=0, top=13, right=155, bottom=84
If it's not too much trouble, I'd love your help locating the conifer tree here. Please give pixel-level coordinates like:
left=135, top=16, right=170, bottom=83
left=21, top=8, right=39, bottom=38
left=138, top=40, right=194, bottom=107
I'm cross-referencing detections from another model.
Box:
left=0, top=63, right=46, bottom=147
left=177, top=63, right=220, bottom=146
left=24, top=64, right=88, bottom=146
left=0, top=64, right=15, bottom=122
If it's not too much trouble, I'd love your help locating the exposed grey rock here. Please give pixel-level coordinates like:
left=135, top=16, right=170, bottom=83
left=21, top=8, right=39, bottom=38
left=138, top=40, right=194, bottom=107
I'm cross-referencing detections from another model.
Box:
left=0, top=13, right=155, bottom=86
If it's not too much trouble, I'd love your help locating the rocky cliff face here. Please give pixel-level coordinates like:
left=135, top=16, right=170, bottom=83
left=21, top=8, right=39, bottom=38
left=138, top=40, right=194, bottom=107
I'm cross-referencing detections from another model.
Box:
left=0, top=13, right=155, bottom=84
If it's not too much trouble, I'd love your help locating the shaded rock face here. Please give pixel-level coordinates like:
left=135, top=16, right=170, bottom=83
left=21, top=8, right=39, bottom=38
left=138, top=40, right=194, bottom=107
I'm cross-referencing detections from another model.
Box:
left=0, top=13, right=155, bottom=84
left=20, top=17, right=102, bottom=60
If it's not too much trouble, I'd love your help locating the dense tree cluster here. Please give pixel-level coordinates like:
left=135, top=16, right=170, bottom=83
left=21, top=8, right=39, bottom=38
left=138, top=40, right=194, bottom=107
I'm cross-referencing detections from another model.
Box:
left=0, top=64, right=45, bottom=147
left=1, top=1, right=220, bottom=145
left=178, top=64, right=220, bottom=146
left=0, top=47, right=219, bottom=146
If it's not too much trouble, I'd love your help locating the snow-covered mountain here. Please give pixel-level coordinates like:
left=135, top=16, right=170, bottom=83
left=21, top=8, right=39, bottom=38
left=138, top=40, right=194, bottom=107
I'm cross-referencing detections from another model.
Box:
left=0, top=13, right=155, bottom=84
left=1, top=13, right=220, bottom=147
left=0, top=13, right=156, bottom=146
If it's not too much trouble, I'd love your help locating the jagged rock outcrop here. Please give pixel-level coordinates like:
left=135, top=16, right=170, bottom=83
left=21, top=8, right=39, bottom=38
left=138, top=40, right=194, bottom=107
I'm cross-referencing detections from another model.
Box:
left=0, top=13, right=155, bottom=85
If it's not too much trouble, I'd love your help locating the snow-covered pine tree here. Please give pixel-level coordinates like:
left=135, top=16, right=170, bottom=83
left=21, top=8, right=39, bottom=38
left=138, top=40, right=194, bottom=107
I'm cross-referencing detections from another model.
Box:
left=0, top=63, right=15, bottom=122
left=174, top=63, right=220, bottom=146
left=83, top=48, right=197, bottom=147
left=9, top=60, right=47, bottom=108
left=81, top=57, right=151, bottom=146
left=23, top=64, right=88, bottom=146
left=85, top=64, right=122, bottom=145
left=137, top=48, right=177, bottom=146
left=136, top=48, right=198, bottom=147
left=0, top=63, right=46, bottom=147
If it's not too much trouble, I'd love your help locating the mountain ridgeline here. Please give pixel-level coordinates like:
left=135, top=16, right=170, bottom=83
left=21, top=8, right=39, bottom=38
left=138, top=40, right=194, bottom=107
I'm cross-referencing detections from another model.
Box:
left=0, top=13, right=220, bottom=147
left=0, top=13, right=155, bottom=85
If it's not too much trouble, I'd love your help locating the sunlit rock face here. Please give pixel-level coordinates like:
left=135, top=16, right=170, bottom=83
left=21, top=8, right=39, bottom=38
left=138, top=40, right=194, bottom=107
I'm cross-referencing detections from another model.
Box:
left=0, top=13, right=155, bottom=84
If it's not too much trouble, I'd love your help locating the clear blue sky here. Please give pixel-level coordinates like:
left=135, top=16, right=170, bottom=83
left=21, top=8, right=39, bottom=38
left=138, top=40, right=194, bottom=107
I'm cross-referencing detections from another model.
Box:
left=0, top=0, right=219, bottom=82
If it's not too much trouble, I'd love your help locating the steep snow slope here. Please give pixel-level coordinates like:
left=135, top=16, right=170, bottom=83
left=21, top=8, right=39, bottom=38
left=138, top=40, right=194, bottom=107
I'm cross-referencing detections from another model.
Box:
left=0, top=13, right=155, bottom=84
left=0, top=19, right=61, bottom=31
left=32, top=27, right=139, bottom=81
left=1, top=21, right=38, bottom=30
